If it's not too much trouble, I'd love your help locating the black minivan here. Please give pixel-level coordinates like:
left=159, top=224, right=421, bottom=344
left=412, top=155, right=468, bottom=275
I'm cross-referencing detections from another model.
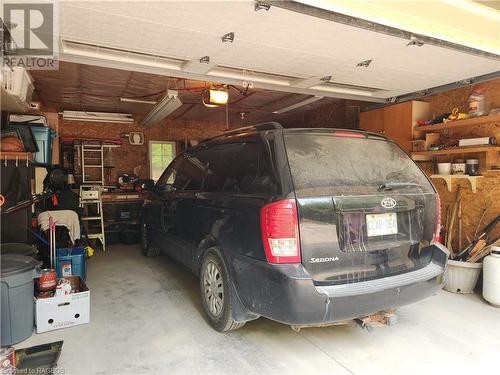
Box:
left=141, top=123, right=448, bottom=331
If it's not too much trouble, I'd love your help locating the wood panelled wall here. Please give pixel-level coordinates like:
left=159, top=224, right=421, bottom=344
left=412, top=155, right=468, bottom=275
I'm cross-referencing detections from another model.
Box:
left=419, top=78, right=500, bottom=252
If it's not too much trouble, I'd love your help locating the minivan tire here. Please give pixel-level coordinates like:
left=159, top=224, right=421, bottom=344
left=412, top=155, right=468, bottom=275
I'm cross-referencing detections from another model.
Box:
left=141, top=222, right=160, bottom=257
left=200, top=249, right=246, bottom=332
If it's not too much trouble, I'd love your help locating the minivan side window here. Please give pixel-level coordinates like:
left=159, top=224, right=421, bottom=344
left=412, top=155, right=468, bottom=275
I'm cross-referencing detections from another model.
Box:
left=155, top=156, right=181, bottom=193
left=172, top=154, right=205, bottom=191
left=198, top=142, right=277, bottom=194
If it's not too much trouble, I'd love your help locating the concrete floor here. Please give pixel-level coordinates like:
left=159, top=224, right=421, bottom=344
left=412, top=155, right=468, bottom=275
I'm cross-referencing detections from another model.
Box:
left=19, top=245, right=500, bottom=375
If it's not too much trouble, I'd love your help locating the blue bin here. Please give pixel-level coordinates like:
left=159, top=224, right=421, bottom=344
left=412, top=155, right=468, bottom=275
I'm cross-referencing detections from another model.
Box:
left=56, top=247, right=87, bottom=280
left=30, top=126, right=56, bottom=165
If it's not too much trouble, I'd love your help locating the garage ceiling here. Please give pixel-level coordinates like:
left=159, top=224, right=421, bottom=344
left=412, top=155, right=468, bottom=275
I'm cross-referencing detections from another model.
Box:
left=30, top=61, right=351, bottom=126
left=57, top=1, right=500, bottom=103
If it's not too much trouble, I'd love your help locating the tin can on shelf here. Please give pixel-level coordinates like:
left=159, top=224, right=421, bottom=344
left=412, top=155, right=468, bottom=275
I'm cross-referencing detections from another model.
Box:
left=451, top=159, right=466, bottom=175
left=466, top=159, right=480, bottom=176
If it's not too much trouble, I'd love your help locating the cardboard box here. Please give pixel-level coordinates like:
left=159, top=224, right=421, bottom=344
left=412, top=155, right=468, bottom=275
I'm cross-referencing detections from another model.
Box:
left=35, top=276, right=90, bottom=333
left=425, top=133, right=440, bottom=150
left=411, top=140, right=426, bottom=152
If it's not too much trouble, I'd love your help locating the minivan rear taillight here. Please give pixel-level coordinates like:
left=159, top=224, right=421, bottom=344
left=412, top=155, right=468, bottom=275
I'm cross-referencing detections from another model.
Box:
left=433, top=193, right=441, bottom=243
left=260, top=199, right=301, bottom=264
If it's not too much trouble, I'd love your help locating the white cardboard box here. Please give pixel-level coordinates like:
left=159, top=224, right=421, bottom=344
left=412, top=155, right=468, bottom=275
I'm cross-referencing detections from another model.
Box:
left=35, top=276, right=90, bottom=333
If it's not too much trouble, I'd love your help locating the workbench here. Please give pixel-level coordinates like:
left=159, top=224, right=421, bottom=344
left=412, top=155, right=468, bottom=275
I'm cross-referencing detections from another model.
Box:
left=101, top=191, right=149, bottom=244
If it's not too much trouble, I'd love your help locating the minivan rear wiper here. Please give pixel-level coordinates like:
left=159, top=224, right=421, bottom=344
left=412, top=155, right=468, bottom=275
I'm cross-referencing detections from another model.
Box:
left=378, top=182, right=423, bottom=191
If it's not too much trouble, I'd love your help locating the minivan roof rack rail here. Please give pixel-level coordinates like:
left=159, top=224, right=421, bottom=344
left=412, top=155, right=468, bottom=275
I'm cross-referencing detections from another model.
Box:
left=204, top=122, right=283, bottom=142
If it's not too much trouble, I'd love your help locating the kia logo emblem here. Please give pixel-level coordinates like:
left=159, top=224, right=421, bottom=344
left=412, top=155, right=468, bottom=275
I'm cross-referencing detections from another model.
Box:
left=381, top=197, right=397, bottom=209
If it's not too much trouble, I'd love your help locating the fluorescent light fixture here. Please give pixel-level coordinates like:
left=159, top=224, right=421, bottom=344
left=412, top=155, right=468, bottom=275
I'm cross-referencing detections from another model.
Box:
left=209, top=66, right=293, bottom=86
left=62, top=111, right=134, bottom=123
left=310, top=84, right=380, bottom=96
left=61, top=40, right=184, bottom=71
left=120, top=97, right=157, bottom=105
left=272, top=96, right=323, bottom=114
left=140, top=90, right=183, bottom=128
left=202, top=88, right=229, bottom=107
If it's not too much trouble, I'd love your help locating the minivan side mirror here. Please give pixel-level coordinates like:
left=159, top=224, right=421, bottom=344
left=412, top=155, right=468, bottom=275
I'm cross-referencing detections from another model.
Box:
left=156, top=183, right=175, bottom=194
left=136, top=179, right=155, bottom=191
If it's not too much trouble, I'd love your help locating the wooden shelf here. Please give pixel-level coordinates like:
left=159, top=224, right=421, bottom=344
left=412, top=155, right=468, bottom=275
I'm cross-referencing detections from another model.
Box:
left=430, top=175, right=483, bottom=193
left=414, top=114, right=500, bottom=133
left=411, top=145, right=500, bottom=158
left=1, top=151, right=33, bottom=161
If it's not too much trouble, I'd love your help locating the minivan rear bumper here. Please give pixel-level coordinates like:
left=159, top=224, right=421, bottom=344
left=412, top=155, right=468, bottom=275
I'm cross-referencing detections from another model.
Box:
left=232, top=243, right=448, bottom=325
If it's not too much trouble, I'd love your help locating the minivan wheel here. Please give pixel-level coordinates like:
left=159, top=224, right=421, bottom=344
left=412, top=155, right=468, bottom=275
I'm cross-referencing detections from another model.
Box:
left=200, top=249, right=246, bottom=332
left=141, top=222, right=160, bottom=257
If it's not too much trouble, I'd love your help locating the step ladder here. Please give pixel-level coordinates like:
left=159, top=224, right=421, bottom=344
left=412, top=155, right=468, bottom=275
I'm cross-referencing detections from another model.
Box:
left=80, top=185, right=105, bottom=251
left=81, top=145, right=104, bottom=184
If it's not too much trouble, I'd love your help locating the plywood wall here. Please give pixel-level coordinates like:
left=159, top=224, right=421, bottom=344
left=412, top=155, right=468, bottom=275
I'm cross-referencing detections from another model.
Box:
left=419, top=78, right=500, bottom=253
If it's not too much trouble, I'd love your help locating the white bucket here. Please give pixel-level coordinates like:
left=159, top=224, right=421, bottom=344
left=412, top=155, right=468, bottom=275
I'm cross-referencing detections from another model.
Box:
left=437, top=163, right=451, bottom=175
left=444, top=259, right=482, bottom=294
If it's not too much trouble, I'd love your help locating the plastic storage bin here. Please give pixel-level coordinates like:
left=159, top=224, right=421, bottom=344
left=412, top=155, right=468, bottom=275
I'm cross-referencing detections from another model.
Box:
left=1, top=254, right=41, bottom=346
left=56, top=247, right=87, bottom=280
left=30, top=126, right=56, bottom=165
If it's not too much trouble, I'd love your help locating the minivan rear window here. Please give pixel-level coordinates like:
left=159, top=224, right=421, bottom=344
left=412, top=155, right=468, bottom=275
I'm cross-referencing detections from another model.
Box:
left=284, top=133, right=434, bottom=197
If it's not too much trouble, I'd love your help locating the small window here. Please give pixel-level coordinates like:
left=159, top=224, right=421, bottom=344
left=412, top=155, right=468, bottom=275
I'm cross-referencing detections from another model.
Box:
left=149, top=141, right=176, bottom=182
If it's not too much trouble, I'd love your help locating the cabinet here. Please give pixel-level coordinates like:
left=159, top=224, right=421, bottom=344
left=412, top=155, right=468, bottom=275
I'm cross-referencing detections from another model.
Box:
left=359, top=107, right=384, bottom=134
left=360, top=101, right=430, bottom=153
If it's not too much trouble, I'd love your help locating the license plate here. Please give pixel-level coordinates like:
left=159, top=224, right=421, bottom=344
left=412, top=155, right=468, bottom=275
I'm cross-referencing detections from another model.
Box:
left=366, top=212, right=398, bottom=237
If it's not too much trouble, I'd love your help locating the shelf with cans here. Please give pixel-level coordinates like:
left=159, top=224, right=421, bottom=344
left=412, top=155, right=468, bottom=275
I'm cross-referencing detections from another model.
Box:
left=410, top=114, right=500, bottom=179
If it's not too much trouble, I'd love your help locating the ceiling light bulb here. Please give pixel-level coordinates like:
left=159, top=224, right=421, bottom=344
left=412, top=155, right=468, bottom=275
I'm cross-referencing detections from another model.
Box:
left=202, top=88, right=229, bottom=107
left=210, top=89, right=229, bottom=104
